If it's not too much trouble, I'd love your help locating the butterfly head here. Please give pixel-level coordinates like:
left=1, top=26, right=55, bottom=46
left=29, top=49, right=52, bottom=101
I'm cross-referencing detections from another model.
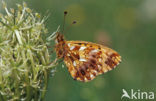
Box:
left=55, top=32, right=65, bottom=44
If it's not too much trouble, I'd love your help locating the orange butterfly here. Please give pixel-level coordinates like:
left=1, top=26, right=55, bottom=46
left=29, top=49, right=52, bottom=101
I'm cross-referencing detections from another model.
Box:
left=54, top=11, right=121, bottom=82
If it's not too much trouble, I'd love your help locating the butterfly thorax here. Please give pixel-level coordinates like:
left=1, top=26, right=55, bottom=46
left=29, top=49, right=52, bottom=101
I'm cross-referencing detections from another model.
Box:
left=55, top=32, right=66, bottom=58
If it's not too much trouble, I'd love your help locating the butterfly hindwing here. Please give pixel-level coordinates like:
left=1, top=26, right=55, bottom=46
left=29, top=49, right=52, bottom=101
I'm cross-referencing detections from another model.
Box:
left=63, top=41, right=121, bottom=82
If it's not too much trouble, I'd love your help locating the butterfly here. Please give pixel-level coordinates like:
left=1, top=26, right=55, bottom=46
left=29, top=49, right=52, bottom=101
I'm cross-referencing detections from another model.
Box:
left=54, top=12, right=121, bottom=82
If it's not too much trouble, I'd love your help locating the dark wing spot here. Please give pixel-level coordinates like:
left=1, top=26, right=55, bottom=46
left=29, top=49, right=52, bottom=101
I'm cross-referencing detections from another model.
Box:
left=110, top=53, right=119, bottom=58
left=85, top=73, right=91, bottom=80
left=92, top=72, right=96, bottom=76
left=105, top=58, right=117, bottom=68
left=80, top=69, right=86, bottom=75
left=69, top=56, right=74, bottom=62
left=84, top=43, right=87, bottom=46
left=99, top=63, right=102, bottom=66
left=90, top=59, right=96, bottom=65
left=75, top=71, right=80, bottom=78
left=73, top=46, right=80, bottom=50
left=73, top=54, right=80, bottom=60
left=84, top=64, right=89, bottom=70
left=97, top=51, right=102, bottom=55
left=74, top=71, right=84, bottom=81
left=89, top=63, right=95, bottom=69
left=88, top=59, right=97, bottom=69
left=95, top=67, right=100, bottom=72
left=92, top=54, right=96, bottom=58
left=105, top=53, right=120, bottom=68
left=59, top=50, right=62, bottom=55
left=78, top=43, right=82, bottom=45
left=88, top=59, right=100, bottom=72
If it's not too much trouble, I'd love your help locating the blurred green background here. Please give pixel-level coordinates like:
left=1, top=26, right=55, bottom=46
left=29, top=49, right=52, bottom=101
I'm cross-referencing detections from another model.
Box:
left=1, top=0, right=156, bottom=101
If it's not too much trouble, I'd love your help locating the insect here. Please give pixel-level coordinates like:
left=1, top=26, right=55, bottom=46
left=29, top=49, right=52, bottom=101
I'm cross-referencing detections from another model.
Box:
left=54, top=11, right=121, bottom=82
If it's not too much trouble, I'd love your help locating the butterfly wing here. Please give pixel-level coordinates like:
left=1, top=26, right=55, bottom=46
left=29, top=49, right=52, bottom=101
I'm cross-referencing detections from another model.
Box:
left=64, top=41, right=121, bottom=82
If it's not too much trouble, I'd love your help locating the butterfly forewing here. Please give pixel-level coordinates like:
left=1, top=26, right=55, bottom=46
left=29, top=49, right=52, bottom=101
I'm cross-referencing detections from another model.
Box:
left=63, top=41, right=121, bottom=82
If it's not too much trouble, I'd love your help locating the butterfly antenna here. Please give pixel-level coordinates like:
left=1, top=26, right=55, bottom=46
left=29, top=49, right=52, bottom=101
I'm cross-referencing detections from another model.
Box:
left=62, top=11, right=68, bottom=34
left=64, top=20, right=77, bottom=34
left=68, top=20, right=77, bottom=29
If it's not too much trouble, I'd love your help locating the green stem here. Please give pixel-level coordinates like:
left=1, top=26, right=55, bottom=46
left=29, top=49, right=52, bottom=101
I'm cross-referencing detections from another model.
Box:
left=41, top=70, right=48, bottom=101
left=0, top=84, right=6, bottom=101
left=34, top=89, right=39, bottom=101
left=21, top=50, right=31, bottom=101
left=25, top=70, right=31, bottom=101
left=13, top=69, right=20, bottom=100
left=0, top=94, right=5, bottom=101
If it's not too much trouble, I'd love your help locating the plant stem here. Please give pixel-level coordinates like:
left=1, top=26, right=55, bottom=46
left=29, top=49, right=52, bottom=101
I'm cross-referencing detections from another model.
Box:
left=41, top=70, right=48, bottom=101
left=0, top=94, right=4, bottom=101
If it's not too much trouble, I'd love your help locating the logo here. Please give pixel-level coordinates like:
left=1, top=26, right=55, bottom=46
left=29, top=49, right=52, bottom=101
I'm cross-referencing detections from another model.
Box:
left=121, top=89, right=155, bottom=100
